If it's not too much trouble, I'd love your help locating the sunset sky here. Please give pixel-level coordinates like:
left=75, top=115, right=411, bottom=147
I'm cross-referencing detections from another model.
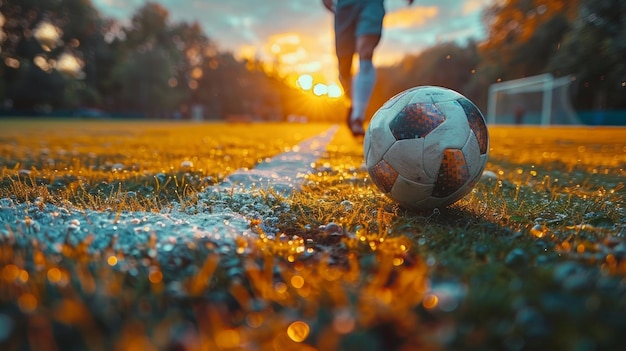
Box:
left=92, top=0, right=494, bottom=85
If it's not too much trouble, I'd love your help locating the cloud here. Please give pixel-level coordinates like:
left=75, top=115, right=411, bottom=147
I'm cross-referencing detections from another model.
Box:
left=462, top=0, right=494, bottom=15
left=90, top=0, right=492, bottom=81
left=384, top=6, right=439, bottom=29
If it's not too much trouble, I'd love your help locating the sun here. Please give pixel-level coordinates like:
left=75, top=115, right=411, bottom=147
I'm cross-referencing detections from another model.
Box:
left=296, top=74, right=343, bottom=99
left=236, top=29, right=343, bottom=100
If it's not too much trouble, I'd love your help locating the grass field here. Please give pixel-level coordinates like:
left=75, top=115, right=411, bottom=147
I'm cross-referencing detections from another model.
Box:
left=0, top=119, right=625, bottom=351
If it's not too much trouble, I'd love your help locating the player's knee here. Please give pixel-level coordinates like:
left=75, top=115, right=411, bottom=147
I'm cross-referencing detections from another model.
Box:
left=357, top=45, right=375, bottom=60
left=358, top=53, right=373, bottom=62
left=357, top=45, right=377, bottom=61
left=356, top=36, right=379, bottom=60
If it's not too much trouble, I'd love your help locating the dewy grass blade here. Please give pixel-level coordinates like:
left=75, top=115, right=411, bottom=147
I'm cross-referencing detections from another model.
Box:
left=0, top=119, right=625, bottom=350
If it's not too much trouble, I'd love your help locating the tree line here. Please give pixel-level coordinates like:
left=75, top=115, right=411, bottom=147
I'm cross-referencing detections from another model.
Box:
left=0, top=0, right=283, bottom=120
left=1, top=0, right=624, bottom=121
left=371, top=0, right=626, bottom=119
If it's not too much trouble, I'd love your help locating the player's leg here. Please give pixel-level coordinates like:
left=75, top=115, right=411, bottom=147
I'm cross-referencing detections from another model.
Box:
left=351, top=34, right=380, bottom=116
left=334, top=5, right=358, bottom=99
left=356, top=34, right=381, bottom=61
left=337, top=50, right=354, bottom=99
left=349, top=1, right=385, bottom=136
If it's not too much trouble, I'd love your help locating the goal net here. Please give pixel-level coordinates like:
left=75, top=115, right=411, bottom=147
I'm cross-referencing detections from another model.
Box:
left=487, top=73, right=580, bottom=125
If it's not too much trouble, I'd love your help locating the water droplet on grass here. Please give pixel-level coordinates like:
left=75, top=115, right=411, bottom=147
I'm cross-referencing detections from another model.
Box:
left=0, top=198, right=14, bottom=208
left=481, top=170, right=498, bottom=181
left=427, top=281, right=466, bottom=313
left=505, top=248, right=528, bottom=268
left=340, top=200, right=353, bottom=211
left=516, top=307, right=550, bottom=337
left=324, top=222, right=342, bottom=235
left=530, top=224, right=548, bottom=238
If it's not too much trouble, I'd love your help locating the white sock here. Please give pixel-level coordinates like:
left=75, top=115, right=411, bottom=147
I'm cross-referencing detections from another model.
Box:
left=351, top=59, right=376, bottom=121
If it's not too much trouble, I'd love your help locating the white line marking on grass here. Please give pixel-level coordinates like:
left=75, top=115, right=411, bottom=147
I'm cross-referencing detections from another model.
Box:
left=0, top=125, right=340, bottom=262
left=217, top=125, right=339, bottom=194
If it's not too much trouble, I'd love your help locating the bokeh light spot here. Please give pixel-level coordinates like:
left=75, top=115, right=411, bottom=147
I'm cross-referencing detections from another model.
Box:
left=287, top=321, right=310, bottom=342
left=2, top=264, right=19, bottom=282
left=107, top=255, right=118, bottom=266
left=47, top=268, right=62, bottom=283
left=216, top=329, right=241, bottom=349
left=313, top=83, right=328, bottom=96
left=423, top=294, right=439, bottom=309
left=290, top=275, right=304, bottom=289
left=18, top=294, right=37, bottom=313
left=327, top=83, right=343, bottom=98
left=296, top=74, right=313, bottom=90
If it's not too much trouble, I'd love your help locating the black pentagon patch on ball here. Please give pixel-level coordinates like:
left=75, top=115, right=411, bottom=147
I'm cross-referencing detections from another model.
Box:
left=368, top=159, right=398, bottom=193
left=432, top=149, right=470, bottom=198
left=457, top=98, right=488, bottom=155
left=389, top=103, right=446, bottom=140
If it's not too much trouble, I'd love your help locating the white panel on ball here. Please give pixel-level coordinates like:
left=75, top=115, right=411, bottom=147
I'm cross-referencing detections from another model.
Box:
left=376, top=88, right=417, bottom=113
left=421, top=140, right=445, bottom=180
left=364, top=120, right=396, bottom=167
left=424, top=102, right=471, bottom=150
left=390, top=175, right=434, bottom=209
left=383, top=139, right=434, bottom=184
left=461, top=132, right=484, bottom=180
left=407, top=86, right=465, bottom=105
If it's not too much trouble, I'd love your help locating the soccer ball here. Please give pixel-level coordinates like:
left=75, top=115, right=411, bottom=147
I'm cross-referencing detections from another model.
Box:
left=364, top=86, right=489, bottom=210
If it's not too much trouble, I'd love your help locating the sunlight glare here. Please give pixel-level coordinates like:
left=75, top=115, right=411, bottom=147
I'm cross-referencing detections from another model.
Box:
left=327, top=83, right=343, bottom=98
left=296, top=74, right=313, bottom=90
left=313, top=83, right=328, bottom=96
left=268, top=33, right=301, bottom=57
left=237, top=44, right=257, bottom=61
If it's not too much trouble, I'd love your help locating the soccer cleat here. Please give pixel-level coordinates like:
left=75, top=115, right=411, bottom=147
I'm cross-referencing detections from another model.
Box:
left=346, top=106, right=365, bottom=137
left=348, top=117, right=365, bottom=137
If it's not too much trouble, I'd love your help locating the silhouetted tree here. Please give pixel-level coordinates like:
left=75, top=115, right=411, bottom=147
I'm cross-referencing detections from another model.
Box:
left=549, top=0, right=626, bottom=109
left=0, top=0, right=124, bottom=111
left=480, top=0, right=579, bottom=81
left=371, top=41, right=481, bottom=114
left=110, top=3, right=180, bottom=117
left=2, top=0, right=621, bottom=118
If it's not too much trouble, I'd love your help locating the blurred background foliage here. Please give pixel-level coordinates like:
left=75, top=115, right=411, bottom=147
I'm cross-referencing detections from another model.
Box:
left=0, top=0, right=624, bottom=120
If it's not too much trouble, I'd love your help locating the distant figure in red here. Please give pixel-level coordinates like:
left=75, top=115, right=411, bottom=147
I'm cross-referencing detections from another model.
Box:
left=323, top=0, right=414, bottom=137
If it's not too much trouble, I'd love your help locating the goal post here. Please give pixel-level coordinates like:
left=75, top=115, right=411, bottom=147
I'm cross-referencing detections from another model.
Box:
left=487, top=73, right=580, bottom=125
